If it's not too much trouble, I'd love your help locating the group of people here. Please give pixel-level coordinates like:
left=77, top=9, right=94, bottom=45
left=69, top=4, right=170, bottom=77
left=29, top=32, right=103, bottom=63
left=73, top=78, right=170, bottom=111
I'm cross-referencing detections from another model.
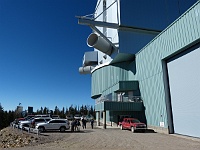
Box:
left=71, top=119, right=81, bottom=132
left=71, top=118, right=94, bottom=132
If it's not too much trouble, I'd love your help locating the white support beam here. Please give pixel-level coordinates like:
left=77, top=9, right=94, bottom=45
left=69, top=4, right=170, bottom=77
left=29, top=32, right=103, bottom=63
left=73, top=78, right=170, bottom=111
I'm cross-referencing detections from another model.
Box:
left=77, top=17, right=161, bottom=35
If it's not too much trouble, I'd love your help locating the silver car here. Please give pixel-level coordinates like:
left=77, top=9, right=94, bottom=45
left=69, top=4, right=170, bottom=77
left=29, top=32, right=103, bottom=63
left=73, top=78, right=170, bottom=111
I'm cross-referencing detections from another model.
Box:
left=36, top=119, right=70, bottom=132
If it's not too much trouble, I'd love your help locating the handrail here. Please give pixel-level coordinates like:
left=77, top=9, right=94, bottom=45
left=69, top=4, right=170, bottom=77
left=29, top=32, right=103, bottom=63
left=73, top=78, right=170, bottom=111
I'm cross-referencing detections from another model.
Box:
left=95, top=95, right=143, bottom=104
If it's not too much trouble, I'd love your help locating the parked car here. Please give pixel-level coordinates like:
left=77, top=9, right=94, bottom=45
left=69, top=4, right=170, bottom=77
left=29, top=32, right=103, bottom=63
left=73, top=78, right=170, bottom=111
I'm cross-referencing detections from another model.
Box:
left=74, top=114, right=81, bottom=120
left=118, top=115, right=131, bottom=127
left=66, top=115, right=73, bottom=120
left=19, top=118, right=34, bottom=129
left=11, top=118, right=26, bottom=127
left=24, top=115, right=35, bottom=120
left=31, top=117, right=51, bottom=128
left=36, top=119, right=70, bottom=132
left=51, top=115, right=60, bottom=119
left=120, top=118, right=146, bottom=133
left=34, top=114, right=51, bottom=118
left=16, top=118, right=26, bottom=123
left=84, top=115, right=94, bottom=122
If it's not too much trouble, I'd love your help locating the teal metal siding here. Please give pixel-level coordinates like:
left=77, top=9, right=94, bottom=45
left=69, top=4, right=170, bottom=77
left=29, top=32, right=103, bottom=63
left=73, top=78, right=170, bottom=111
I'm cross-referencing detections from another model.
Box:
left=105, top=101, right=144, bottom=111
left=95, top=102, right=104, bottom=111
left=138, top=73, right=167, bottom=127
left=134, top=1, right=200, bottom=128
left=118, top=81, right=138, bottom=91
left=114, top=81, right=139, bottom=92
left=95, top=101, right=144, bottom=111
left=92, top=1, right=200, bottom=129
left=92, top=62, right=131, bottom=97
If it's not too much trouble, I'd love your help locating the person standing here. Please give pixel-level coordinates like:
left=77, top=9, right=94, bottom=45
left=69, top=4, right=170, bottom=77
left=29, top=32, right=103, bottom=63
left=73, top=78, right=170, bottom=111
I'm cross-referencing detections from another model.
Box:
left=74, top=119, right=77, bottom=131
left=82, top=118, right=87, bottom=129
left=81, top=118, right=85, bottom=129
left=76, top=120, right=81, bottom=131
left=71, top=119, right=75, bottom=132
left=90, top=119, right=94, bottom=129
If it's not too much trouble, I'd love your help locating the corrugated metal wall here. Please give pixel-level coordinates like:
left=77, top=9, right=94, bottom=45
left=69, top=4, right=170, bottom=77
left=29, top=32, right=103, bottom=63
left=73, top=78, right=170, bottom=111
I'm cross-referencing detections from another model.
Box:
left=92, top=1, right=200, bottom=129
left=91, top=62, right=131, bottom=97
left=135, top=1, right=200, bottom=128
left=95, top=101, right=144, bottom=111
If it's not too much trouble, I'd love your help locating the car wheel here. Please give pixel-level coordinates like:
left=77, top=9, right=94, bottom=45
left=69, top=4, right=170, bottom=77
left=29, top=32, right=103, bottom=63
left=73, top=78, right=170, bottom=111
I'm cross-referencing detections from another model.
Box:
left=120, top=125, right=123, bottom=130
left=60, top=126, right=66, bottom=132
left=131, top=127, right=135, bottom=133
left=38, top=126, right=45, bottom=132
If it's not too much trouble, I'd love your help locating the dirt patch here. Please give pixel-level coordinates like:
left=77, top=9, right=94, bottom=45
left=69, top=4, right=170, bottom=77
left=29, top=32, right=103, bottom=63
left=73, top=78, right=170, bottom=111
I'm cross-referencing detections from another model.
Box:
left=0, top=127, right=64, bottom=148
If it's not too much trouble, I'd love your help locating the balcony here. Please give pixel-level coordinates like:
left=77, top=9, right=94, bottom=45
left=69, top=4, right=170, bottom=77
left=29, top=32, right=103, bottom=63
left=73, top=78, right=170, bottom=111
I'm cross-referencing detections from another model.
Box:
left=95, top=95, right=144, bottom=111
left=95, top=95, right=142, bottom=104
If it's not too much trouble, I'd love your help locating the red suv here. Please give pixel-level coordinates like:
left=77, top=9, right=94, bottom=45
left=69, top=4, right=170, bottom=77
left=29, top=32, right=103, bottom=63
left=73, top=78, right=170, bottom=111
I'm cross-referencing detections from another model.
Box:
left=120, top=118, right=146, bottom=133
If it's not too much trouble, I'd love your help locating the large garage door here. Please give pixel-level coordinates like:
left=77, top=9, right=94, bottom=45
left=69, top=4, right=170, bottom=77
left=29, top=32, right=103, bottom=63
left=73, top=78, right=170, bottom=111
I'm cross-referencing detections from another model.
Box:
left=167, top=45, right=200, bottom=138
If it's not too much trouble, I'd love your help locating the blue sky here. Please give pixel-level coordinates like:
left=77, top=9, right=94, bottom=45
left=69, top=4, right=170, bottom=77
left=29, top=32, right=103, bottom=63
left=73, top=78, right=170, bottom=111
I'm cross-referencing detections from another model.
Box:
left=0, top=0, right=97, bottom=111
left=0, top=0, right=197, bottom=112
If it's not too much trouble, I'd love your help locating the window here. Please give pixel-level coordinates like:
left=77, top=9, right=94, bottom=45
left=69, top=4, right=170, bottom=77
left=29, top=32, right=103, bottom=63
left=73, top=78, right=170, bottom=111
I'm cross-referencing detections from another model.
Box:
left=49, top=120, right=57, bottom=123
left=36, top=119, right=45, bottom=122
left=131, top=119, right=140, bottom=123
left=50, top=120, right=66, bottom=123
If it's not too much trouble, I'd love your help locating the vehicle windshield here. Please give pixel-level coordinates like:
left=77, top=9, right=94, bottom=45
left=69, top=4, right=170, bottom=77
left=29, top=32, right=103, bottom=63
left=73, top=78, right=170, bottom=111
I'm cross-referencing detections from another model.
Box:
left=131, top=119, right=140, bottom=123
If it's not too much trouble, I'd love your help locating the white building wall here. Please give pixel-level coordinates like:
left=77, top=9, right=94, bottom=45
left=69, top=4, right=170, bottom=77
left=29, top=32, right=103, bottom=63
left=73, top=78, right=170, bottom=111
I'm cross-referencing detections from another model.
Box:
left=106, top=0, right=119, bottom=45
left=93, top=0, right=119, bottom=66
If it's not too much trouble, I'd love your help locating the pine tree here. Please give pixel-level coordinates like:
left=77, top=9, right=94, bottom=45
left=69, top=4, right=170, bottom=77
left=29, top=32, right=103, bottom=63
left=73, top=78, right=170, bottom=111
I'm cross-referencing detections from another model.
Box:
left=0, top=103, right=3, bottom=112
left=69, top=105, right=75, bottom=115
left=54, top=106, right=60, bottom=115
left=0, top=103, right=4, bottom=129
left=43, top=107, right=48, bottom=114
left=65, top=107, right=69, bottom=115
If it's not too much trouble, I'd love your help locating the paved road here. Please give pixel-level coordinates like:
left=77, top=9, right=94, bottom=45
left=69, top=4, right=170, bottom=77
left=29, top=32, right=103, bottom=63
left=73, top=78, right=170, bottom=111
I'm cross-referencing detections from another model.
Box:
left=6, top=125, right=200, bottom=150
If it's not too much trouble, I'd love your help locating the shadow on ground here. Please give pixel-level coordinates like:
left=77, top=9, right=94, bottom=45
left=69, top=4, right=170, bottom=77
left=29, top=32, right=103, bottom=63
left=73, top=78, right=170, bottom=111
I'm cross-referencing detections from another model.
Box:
left=39, top=129, right=95, bottom=135
left=144, top=129, right=157, bottom=133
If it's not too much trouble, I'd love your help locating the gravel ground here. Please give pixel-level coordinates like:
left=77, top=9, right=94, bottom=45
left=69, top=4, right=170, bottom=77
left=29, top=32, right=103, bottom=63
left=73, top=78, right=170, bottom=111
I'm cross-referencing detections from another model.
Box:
left=2, top=122, right=200, bottom=150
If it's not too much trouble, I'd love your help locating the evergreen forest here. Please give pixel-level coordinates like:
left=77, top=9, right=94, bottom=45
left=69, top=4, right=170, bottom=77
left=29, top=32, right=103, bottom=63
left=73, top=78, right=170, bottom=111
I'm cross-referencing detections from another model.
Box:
left=0, top=103, right=95, bottom=130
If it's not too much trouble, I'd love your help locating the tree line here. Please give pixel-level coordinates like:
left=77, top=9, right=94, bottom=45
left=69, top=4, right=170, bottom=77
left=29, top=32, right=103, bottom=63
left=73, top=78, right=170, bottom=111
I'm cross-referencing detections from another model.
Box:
left=0, top=103, right=95, bottom=130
